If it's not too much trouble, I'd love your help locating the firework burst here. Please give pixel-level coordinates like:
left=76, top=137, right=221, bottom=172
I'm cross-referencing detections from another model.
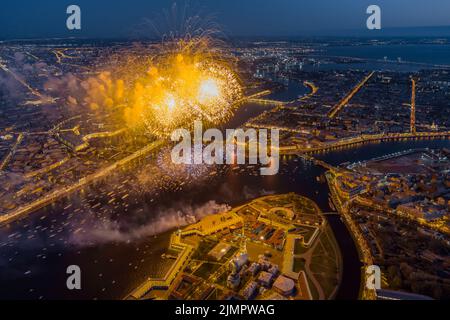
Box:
left=64, top=2, right=243, bottom=139
left=127, top=53, right=242, bottom=138
left=121, top=2, right=243, bottom=138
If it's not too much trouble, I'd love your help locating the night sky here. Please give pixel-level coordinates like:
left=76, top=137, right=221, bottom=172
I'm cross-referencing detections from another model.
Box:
left=1, top=0, right=450, bottom=39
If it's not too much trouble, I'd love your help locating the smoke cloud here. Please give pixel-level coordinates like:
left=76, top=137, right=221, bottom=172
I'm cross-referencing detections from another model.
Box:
left=69, top=199, right=230, bottom=246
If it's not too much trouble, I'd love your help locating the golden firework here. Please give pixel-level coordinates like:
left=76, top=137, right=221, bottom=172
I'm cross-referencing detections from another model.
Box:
left=122, top=42, right=242, bottom=138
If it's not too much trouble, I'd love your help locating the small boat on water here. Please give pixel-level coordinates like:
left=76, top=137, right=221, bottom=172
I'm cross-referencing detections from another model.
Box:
left=328, top=197, right=336, bottom=211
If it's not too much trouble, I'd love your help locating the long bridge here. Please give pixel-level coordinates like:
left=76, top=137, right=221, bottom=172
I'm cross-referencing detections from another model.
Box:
left=244, top=90, right=272, bottom=99
left=246, top=98, right=285, bottom=106
left=299, top=153, right=337, bottom=171
left=280, top=131, right=450, bottom=155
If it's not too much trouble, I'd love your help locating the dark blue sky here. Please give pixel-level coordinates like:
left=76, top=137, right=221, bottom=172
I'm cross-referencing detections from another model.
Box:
left=1, top=0, right=450, bottom=39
